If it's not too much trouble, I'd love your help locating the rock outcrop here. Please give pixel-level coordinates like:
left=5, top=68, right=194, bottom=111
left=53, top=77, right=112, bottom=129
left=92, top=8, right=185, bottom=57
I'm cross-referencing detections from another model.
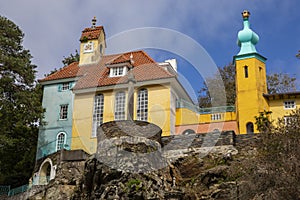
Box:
left=13, top=121, right=267, bottom=199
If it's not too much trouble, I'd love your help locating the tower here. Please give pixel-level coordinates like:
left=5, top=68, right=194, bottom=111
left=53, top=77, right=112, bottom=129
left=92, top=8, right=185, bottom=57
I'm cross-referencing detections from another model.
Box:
left=235, top=10, right=269, bottom=134
left=79, top=17, right=106, bottom=65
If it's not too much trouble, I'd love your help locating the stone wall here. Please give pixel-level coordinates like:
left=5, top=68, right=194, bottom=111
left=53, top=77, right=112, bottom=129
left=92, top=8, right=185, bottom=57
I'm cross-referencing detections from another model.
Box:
left=162, top=131, right=235, bottom=150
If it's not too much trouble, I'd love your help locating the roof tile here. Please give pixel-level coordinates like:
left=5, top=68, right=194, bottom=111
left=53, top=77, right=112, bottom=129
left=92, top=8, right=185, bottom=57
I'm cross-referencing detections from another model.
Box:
left=80, top=26, right=104, bottom=41
left=40, top=50, right=175, bottom=89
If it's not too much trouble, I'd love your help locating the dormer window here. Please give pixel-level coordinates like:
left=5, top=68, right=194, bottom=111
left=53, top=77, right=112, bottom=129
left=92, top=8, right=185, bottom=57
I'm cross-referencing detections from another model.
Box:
left=109, top=66, right=128, bottom=77
left=61, top=82, right=70, bottom=91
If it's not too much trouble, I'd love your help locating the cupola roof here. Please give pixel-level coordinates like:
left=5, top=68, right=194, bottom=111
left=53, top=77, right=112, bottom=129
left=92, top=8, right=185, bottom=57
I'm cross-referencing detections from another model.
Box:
left=237, top=10, right=259, bottom=55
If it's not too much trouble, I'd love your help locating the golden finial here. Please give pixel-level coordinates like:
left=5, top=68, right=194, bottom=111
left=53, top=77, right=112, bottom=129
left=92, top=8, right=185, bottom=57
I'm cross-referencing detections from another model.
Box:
left=242, top=10, right=250, bottom=19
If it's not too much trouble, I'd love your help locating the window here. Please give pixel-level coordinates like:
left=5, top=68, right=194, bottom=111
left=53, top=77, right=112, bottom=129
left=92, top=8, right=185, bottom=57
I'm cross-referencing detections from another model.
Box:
left=182, top=129, right=195, bottom=135
left=246, top=122, right=254, bottom=134
left=110, top=66, right=127, bottom=77
left=244, top=66, right=248, bottom=78
left=115, top=91, right=126, bottom=120
left=137, top=89, right=148, bottom=121
left=58, top=82, right=73, bottom=92
left=92, top=94, right=104, bottom=137
left=211, top=113, right=222, bottom=121
left=284, top=116, right=295, bottom=126
left=59, top=104, right=68, bottom=120
left=61, top=83, right=70, bottom=91
left=100, top=44, right=103, bottom=54
left=56, top=132, right=66, bottom=151
left=284, top=100, right=296, bottom=109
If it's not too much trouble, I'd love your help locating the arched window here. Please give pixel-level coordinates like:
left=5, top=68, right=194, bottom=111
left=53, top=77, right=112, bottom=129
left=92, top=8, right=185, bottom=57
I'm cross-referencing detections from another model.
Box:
left=100, top=44, right=103, bottom=54
left=213, top=129, right=220, bottom=133
left=182, top=129, right=195, bottom=135
left=56, top=132, right=66, bottom=151
left=244, top=66, right=248, bottom=78
left=137, top=89, right=148, bottom=121
left=246, top=122, right=254, bottom=134
left=115, top=91, right=126, bottom=120
left=92, top=94, right=104, bottom=137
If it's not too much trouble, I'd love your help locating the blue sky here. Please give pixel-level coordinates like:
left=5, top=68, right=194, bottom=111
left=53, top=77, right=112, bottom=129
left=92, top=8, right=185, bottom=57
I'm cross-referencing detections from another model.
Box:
left=1, top=0, right=300, bottom=101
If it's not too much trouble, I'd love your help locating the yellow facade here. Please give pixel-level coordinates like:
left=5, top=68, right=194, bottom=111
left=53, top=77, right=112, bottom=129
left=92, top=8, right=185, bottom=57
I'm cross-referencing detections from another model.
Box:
left=175, top=108, right=236, bottom=125
left=145, top=84, right=172, bottom=136
left=71, top=84, right=172, bottom=154
left=71, top=92, right=96, bottom=153
left=235, top=56, right=269, bottom=133
left=268, top=99, right=298, bottom=123
left=175, top=108, right=199, bottom=125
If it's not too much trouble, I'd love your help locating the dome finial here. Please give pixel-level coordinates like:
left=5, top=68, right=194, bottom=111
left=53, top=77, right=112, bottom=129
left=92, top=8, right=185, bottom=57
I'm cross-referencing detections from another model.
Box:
left=242, top=10, right=250, bottom=19
left=237, top=10, right=259, bottom=55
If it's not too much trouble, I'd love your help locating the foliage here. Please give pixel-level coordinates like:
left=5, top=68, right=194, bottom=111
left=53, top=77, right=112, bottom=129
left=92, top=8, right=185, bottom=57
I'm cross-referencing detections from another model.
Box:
left=266, top=73, right=296, bottom=94
left=198, top=64, right=297, bottom=107
left=126, top=179, right=144, bottom=192
left=296, top=50, right=300, bottom=59
left=0, top=16, right=44, bottom=187
left=43, top=68, right=59, bottom=77
left=239, top=109, right=300, bottom=199
left=62, top=49, right=79, bottom=66
left=254, top=110, right=272, bottom=132
left=198, top=63, right=235, bottom=107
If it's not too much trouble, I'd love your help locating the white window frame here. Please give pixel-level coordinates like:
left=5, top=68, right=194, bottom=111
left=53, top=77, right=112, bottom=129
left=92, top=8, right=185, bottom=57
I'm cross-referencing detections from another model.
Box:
left=59, top=104, right=68, bottom=120
left=284, top=100, right=296, bottom=109
left=137, top=89, right=148, bottom=121
left=61, top=82, right=70, bottom=91
left=114, top=91, right=126, bottom=120
left=56, top=132, right=66, bottom=151
left=109, top=66, right=127, bottom=77
left=92, top=94, right=104, bottom=137
left=284, top=116, right=296, bottom=126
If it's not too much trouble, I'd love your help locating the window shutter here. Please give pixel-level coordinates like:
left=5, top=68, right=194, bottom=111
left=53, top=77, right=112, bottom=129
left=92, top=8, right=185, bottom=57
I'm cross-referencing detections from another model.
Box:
left=58, top=84, right=62, bottom=92
left=70, top=82, right=75, bottom=89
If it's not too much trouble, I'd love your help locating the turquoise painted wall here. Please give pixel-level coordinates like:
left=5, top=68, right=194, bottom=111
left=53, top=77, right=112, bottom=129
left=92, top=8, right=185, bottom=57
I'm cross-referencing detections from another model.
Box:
left=36, top=81, right=75, bottom=159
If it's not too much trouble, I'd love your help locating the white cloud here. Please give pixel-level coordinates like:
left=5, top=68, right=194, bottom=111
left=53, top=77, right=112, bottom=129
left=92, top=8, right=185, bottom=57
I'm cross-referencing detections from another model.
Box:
left=1, top=0, right=300, bottom=91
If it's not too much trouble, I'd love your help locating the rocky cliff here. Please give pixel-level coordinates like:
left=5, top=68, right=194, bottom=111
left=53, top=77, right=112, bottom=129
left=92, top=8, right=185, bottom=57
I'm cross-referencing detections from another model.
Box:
left=10, top=121, right=298, bottom=200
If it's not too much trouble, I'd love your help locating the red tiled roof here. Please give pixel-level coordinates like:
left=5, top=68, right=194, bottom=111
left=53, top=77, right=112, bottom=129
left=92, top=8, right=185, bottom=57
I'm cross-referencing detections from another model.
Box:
left=39, top=50, right=175, bottom=89
left=40, top=62, right=80, bottom=82
left=80, top=26, right=104, bottom=41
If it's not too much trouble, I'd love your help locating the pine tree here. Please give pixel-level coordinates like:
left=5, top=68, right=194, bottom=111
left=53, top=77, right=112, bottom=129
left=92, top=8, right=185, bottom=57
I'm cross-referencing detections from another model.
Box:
left=0, top=15, right=44, bottom=187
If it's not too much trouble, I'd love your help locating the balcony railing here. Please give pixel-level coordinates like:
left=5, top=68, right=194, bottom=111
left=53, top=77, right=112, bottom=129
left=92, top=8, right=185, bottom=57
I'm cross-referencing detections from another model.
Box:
left=7, top=184, right=28, bottom=196
left=176, top=98, right=235, bottom=114
left=0, top=185, right=10, bottom=195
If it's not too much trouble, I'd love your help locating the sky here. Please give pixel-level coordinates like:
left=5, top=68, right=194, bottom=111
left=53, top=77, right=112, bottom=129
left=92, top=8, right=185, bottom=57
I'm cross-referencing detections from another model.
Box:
left=1, top=0, right=300, bottom=101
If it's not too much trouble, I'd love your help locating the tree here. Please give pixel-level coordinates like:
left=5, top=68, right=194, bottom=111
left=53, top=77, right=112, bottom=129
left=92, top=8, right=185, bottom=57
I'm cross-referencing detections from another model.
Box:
left=198, top=64, right=297, bottom=107
left=296, top=50, right=300, bottom=59
left=0, top=16, right=44, bottom=187
left=267, top=73, right=296, bottom=94
left=254, top=110, right=272, bottom=132
left=62, top=50, right=79, bottom=66
left=198, top=64, right=236, bottom=107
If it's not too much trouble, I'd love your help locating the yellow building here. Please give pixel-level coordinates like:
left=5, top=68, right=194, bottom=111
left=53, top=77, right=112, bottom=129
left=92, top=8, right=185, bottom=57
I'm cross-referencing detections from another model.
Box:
left=38, top=11, right=300, bottom=156
left=40, top=18, right=194, bottom=154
